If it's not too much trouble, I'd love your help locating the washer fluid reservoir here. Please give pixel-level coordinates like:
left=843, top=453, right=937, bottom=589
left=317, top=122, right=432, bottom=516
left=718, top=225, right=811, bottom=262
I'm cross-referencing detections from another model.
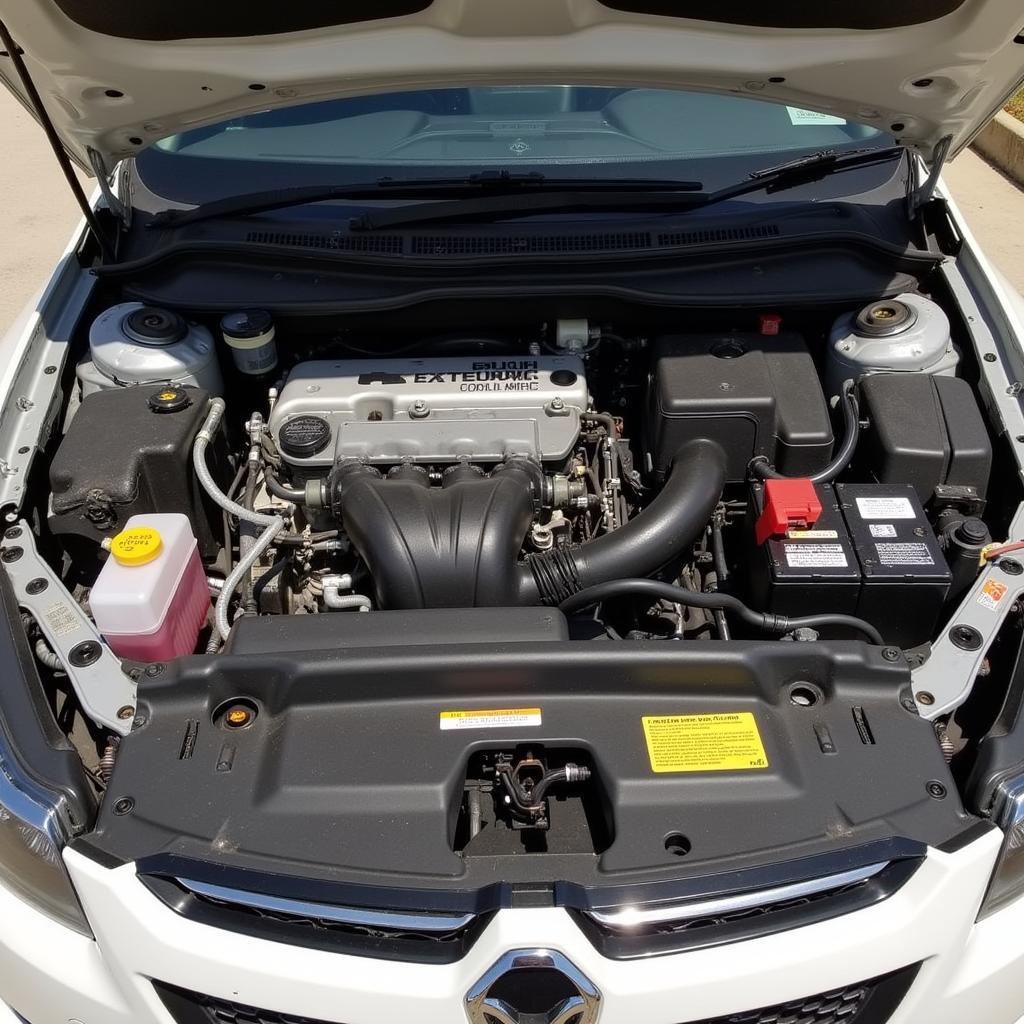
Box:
left=825, top=294, right=957, bottom=402
left=78, top=302, right=223, bottom=397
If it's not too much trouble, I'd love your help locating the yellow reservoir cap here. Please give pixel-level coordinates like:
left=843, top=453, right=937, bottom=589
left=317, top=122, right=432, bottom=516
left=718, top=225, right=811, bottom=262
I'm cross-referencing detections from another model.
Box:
left=110, top=526, right=163, bottom=566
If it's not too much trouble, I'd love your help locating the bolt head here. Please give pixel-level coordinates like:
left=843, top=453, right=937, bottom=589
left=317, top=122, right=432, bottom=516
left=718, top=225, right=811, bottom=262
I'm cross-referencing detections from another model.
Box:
left=68, top=640, right=101, bottom=667
left=112, top=796, right=135, bottom=816
left=144, top=662, right=165, bottom=677
left=117, top=704, right=135, bottom=720
left=3, top=526, right=22, bottom=540
left=1, top=546, right=23, bottom=563
left=25, top=577, right=47, bottom=595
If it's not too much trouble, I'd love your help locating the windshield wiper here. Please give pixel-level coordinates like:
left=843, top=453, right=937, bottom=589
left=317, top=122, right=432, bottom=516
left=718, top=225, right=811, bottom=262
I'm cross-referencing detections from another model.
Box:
left=351, top=146, right=906, bottom=232
left=149, top=171, right=703, bottom=230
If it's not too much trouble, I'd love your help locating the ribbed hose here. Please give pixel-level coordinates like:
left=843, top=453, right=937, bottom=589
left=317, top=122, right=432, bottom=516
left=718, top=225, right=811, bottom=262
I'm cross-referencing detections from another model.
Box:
left=214, top=518, right=284, bottom=642
left=192, top=398, right=288, bottom=646
left=519, top=439, right=727, bottom=604
left=751, top=380, right=860, bottom=485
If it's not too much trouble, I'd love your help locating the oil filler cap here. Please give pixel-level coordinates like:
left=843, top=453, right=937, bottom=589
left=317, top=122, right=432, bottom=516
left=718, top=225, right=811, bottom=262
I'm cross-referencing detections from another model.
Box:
left=279, top=416, right=332, bottom=459
left=110, top=527, right=163, bottom=567
left=147, top=386, right=192, bottom=414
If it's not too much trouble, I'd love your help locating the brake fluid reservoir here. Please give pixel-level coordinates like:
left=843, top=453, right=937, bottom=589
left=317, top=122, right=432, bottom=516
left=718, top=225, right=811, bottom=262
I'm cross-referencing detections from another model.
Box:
left=78, top=302, right=223, bottom=397
left=91, top=514, right=209, bottom=662
left=825, top=294, right=958, bottom=401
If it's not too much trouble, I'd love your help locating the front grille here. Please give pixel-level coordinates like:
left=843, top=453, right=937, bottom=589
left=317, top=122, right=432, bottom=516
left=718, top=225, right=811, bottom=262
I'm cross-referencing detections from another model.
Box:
left=155, top=965, right=920, bottom=1024
left=154, top=982, right=339, bottom=1024
left=141, top=874, right=486, bottom=964
left=686, top=965, right=920, bottom=1024
left=577, top=858, right=920, bottom=959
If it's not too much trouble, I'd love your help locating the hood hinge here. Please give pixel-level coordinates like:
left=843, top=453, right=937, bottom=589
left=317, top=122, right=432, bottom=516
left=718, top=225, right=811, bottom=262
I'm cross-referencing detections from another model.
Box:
left=88, top=149, right=130, bottom=228
left=909, top=134, right=953, bottom=216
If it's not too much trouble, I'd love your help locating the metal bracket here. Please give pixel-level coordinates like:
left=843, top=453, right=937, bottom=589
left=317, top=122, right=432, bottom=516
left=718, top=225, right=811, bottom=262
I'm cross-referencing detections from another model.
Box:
left=912, top=505, right=1024, bottom=720
left=87, top=148, right=130, bottom=228
left=1, top=522, right=136, bottom=735
left=909, top=134, right=952, bottom=214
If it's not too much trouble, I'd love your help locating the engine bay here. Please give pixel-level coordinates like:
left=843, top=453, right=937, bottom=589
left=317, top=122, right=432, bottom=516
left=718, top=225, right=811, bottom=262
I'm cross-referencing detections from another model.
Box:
left=42, top=293, right=997, bottom=638
left=5, top=279, right=1023, bottom=869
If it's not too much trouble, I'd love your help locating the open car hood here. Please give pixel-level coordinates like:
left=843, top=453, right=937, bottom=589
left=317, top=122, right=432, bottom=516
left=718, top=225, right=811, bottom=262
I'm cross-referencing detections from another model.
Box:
left=0, top=0, right=1022, bottom=173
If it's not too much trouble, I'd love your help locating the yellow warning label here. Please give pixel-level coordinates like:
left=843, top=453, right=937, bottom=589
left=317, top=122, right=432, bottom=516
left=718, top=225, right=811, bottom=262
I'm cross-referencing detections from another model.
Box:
left=440, top=708, right=542, bottom=731
left=642, top=713, right=769, bottom=773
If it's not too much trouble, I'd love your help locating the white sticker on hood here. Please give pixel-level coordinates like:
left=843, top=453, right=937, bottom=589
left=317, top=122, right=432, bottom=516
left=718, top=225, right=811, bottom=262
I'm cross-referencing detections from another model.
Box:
left=786, top=107, right=847, bottom=126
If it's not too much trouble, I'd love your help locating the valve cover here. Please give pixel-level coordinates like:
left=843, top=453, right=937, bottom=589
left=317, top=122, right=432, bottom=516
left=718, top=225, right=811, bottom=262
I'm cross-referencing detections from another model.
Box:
left=268, top=356, right=588, bottom=467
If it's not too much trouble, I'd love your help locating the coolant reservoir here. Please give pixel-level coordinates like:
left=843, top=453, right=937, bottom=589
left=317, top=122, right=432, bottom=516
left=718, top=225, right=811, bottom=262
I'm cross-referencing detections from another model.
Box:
left=825, top=294, right=958, bottom=401
left=91, top=514, right=209, bottom=662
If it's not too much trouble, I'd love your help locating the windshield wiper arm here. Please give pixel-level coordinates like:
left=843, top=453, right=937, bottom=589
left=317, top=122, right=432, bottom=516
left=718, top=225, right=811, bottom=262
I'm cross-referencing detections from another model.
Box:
left=150, top=172, right=703, bottom=230
left=352, top=146, right=905, bottom=232
left=747, top=146, right=903, bottom=180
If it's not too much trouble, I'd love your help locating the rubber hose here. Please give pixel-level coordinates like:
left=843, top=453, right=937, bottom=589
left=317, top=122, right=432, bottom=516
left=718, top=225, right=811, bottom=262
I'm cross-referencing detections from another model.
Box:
left=252, top=554, right=289, bottom=607
left=265, top=465, right=307, bottom=503
left=193, top=399, right=281, bottom=528
left=215, top=517, right=284, bottom=642
left=558, top=578, right=884, bottom=645
left=751, top=381, right=860, bottom=485
left=519, top=439, right=727, bottom=604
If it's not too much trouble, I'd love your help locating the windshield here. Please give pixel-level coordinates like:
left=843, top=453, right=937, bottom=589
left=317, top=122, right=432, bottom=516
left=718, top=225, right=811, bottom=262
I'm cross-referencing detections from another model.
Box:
left=138, top=85, right=891, bottom=201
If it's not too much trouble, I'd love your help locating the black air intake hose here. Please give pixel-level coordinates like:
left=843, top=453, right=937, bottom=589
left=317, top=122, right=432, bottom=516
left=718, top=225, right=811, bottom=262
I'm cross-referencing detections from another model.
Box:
left=519, top=439, right=727, bottom=605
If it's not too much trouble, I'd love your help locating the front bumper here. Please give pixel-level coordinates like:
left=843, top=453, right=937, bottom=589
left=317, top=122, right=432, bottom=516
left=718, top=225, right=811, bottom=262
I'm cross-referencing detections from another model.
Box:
left=0, top=829, right=1022, bottom=1024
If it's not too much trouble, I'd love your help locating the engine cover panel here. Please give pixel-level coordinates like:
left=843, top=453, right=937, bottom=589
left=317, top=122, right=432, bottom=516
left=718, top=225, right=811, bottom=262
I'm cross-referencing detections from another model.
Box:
left=269, top=356, right=588, bottom=467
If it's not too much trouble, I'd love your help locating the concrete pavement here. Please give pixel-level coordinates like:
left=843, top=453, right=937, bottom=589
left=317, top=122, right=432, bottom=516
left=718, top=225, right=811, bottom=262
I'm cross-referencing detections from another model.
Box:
left=0, top=86, right=1022, bottom=331
left=943, top=148, right=1024, bottom=294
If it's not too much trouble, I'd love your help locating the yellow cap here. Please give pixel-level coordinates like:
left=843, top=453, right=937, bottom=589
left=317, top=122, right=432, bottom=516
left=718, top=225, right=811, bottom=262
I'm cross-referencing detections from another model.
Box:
left=110, top=526, right=163, bottom=567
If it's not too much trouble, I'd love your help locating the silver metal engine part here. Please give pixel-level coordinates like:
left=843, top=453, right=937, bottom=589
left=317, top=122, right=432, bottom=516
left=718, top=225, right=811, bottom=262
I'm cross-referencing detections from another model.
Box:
left=825, top=293, right=958, bottom=401
left=78, top=302, right=223, bottom=397
left=268, top=356, right=589, bottom=467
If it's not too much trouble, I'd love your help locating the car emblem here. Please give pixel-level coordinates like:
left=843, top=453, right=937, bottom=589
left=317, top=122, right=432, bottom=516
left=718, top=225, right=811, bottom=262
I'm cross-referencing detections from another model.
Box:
left=509, top=138, right=532, bottom=156
left=465, top=949, right=601, bottom=1024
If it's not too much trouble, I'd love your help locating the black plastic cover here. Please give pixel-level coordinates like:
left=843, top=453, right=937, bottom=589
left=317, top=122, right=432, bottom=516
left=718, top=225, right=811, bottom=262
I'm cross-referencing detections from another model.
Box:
left=48, top=386, right=223, bottom=557
left=858, top=373, right=992, bottom=505
left=86, top=637, right=972, bottom=906
left=649, top=332, right=833, bottom=481
left=224, top=607, right=569, bottom=654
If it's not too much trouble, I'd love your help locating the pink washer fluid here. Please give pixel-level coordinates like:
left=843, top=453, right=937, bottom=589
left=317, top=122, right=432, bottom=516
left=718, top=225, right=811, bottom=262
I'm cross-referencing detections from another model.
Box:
left=91, top=513, right=210, bottom=661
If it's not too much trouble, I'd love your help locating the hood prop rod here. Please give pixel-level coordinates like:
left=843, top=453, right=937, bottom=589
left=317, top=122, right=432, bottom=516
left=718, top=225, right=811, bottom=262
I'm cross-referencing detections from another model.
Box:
left=0, top=19, right=114, bottom=260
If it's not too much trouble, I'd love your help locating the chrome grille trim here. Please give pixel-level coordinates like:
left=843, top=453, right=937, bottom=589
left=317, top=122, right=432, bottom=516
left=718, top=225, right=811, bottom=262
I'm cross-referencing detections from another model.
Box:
left=586, top=861, right=888, bottom=931
left=175, top=877, right=476, bottom=933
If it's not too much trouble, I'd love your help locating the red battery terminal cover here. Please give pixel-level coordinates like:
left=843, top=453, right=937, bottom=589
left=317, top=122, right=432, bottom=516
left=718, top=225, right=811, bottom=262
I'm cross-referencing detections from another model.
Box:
left=759, top=313, right=783, bottom=336
left=756, top=478, right=823, bottom=545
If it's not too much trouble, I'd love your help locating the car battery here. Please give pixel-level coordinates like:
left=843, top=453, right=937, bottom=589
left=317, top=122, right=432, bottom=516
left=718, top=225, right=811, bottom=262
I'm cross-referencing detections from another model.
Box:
left=749, top=481, right=862, bottom=627
left=836, top=483, right=950, bottom=648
